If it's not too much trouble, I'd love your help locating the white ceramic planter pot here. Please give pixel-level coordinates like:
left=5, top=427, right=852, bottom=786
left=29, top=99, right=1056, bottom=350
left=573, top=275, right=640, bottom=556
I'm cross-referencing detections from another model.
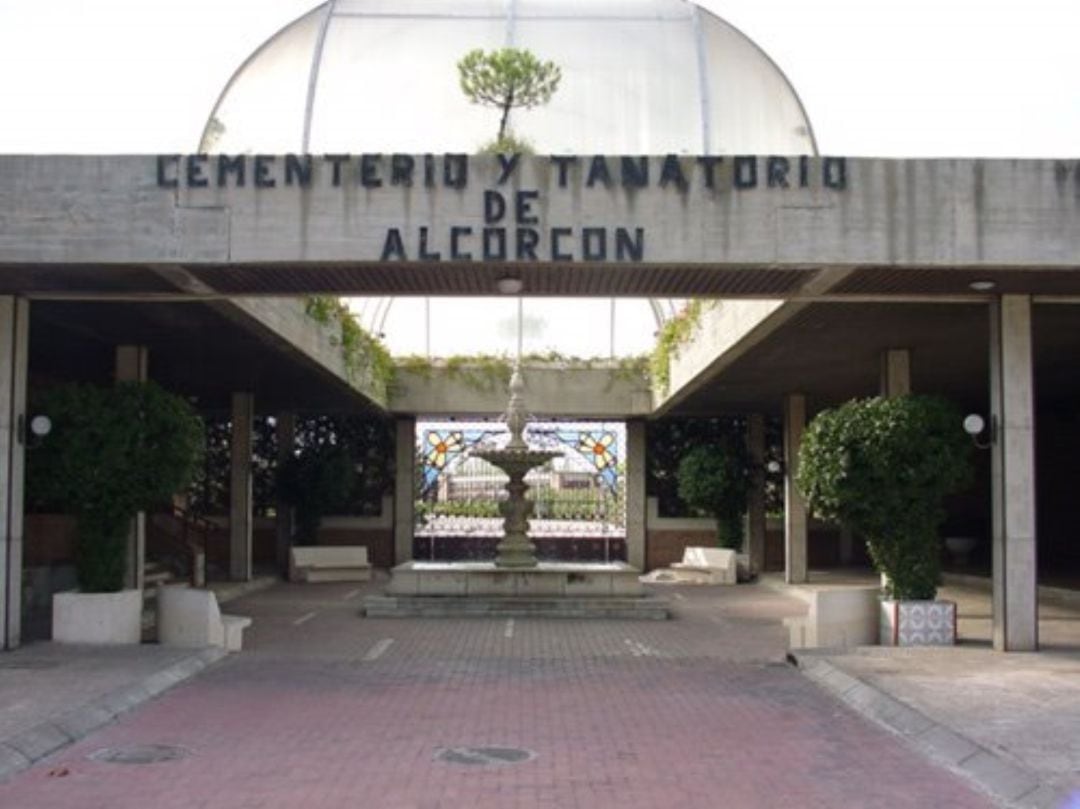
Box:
left=880, top=599, right=956, bottom=646
left=52, top=589, right=142, bottom=644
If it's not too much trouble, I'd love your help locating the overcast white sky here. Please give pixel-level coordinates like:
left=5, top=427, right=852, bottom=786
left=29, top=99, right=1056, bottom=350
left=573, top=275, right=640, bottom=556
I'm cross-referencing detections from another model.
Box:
left=0, top=0, right=1077, bottom=157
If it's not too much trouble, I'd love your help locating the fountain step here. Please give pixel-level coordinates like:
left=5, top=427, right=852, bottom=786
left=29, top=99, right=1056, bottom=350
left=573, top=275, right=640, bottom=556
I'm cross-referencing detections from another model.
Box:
left=363, top=594, right=670, bottom=620
left=384, top=561, right=645, bottom=598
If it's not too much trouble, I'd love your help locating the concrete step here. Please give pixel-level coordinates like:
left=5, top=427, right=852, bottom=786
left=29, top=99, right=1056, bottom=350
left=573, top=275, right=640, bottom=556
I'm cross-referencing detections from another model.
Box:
left=363, top=594, right=670, bottom=620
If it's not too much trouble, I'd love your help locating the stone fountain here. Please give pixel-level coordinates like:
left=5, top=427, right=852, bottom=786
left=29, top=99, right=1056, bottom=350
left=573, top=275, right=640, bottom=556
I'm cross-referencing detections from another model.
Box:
left=470, top=364, right=561, bottom=569
left=367, top=364, right=667, bottom=619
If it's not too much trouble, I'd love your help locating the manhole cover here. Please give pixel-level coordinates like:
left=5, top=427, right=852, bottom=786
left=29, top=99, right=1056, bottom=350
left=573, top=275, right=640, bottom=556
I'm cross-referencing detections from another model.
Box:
left=89, top=744, right=192, bottom=765
left=435, top=746, right=536, bottom=767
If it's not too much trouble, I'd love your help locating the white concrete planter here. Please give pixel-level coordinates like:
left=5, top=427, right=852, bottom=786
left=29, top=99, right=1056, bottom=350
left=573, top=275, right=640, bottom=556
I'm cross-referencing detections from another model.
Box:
left=52, top=589, right=142, bottom=645
left=880, top=599, right=956, bottom=646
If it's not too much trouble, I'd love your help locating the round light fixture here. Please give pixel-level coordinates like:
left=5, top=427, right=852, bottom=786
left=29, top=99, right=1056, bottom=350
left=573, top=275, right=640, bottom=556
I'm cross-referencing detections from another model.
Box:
left=29, top=415, right=52, bottom=437
left=968, top=280, right=996, bottom=292
left=495, top=275, right=524, bottom=295
left=962, top=414, right=985, bottom=436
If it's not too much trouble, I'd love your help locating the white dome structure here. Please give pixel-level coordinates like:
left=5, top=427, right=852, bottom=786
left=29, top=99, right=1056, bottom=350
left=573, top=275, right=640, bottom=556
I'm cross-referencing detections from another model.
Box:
left=200, top=0, right=817, bottom=358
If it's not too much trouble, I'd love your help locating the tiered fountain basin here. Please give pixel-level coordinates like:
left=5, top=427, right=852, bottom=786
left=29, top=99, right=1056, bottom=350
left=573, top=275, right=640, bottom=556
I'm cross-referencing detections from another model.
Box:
left=367, top=560, right=666, bottom=619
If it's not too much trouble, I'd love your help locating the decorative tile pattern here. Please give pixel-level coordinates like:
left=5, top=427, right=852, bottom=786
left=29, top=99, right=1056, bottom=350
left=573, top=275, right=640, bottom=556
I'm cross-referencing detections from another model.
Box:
left=881, top=600, right=956, bottom=646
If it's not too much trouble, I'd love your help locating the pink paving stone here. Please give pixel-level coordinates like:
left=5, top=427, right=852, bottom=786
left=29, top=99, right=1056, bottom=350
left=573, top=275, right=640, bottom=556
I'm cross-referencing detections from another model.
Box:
left=0, top=581, right=995, bottom=809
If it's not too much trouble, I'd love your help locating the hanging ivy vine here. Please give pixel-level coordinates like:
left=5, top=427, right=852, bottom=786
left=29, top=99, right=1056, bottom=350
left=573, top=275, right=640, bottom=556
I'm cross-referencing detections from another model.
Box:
left=304, top=296, right=395, bottom=398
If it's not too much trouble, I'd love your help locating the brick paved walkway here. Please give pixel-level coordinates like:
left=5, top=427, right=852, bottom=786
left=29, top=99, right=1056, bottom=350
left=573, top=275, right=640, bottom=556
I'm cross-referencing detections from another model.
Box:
left=0, top=581, right=995, bottom=808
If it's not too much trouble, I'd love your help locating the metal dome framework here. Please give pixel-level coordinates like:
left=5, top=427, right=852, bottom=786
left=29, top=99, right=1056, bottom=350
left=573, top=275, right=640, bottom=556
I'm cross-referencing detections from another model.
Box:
left=200, top=0, right=818, bottom=358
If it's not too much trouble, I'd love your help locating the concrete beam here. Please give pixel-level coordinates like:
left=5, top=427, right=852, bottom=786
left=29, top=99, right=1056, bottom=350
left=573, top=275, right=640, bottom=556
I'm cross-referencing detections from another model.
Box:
left=989, top=296, right=1038, bottom=652
left=5, top=157, right=1080, bottom=271
left=0, top=298, right=28, bottom=650
left=390, top=363, right=651, bottom=418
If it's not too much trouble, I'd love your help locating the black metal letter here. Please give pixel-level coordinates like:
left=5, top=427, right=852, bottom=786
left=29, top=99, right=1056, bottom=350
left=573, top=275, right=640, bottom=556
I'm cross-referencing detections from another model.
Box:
left=587, top=156, right=613, bottom=188
left=515, top=190, right=540, bottom=224
left=483, top=228, right=507, bottom=261
left=484, top=191, right=507, bottom=224
left=620, top=157, right=649, bottom=188
left=381, top=229, right=406, bottom=261
left=550, top=156, right=579, bottom=188
left=285, top=154, right=312, bottom=187
left=497, top=153, right=520, bottom=185
left=516, top=228, right=540, bottom=260
left=696, top=156, right=723, bottom=189
left=444, top=154, right=468, bottom=189
left=157, top=154, right=180, bottom=188
left=360, top=154, right=383, bottom=188
left=551, top=227, right=574, bottom=262
left=451, top=226, right=473, bottom=260
left=734, top=156, right=758, bottom=189
left=766, top=156, right=790, bottom=189
left=419, top=227, right=441, bottom=260
left=824, top=157, right=847, bottom=190
left=582, top=228, right=607, bottom=261
left=186, top=154, right=209, bottom=188
left=324, top=154, right=350, bottom=187
left=254, top=155, right=276, bottom=188
left=659, top=155, right=688, bottom=190
left=390, top=154, right=414, bottom=186
left=615, top=228, right=645, bottom=262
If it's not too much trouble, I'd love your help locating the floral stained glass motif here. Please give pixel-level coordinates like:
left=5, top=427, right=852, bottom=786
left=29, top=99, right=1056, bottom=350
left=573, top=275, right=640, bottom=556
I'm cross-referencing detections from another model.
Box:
left=530, top=428, right=620, bottom=494
left=419, top=428, right=501, bottom=495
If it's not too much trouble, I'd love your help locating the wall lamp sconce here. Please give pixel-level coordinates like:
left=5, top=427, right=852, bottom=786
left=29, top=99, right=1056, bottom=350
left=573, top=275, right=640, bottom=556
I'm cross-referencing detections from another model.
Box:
left=17, top=414, right=52, bottom=446
left=495, top=275, right=524, bottom=295
left=963, top=413, right=995, bottom=449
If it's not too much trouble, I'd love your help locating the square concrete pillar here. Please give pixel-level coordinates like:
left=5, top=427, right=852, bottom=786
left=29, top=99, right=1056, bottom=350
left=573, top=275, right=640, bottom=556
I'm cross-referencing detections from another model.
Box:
left=393, top=418, right=416, bottom=565
left=230, top=393, right=255, bottom=582
left=0, top=298, right=28, bottom=650
left=115, top=345, right=148, bottom=592
left=625, top=420, right=647, bottom=571
left=746, top=414, right=766, bottom=576
left=784, top=394, right=809, bottom=584
left=879, top=348, right=911, bottom=398
left=989, top=296, right=1038, bottom=652
left=274, top=412, right=296, bottom=576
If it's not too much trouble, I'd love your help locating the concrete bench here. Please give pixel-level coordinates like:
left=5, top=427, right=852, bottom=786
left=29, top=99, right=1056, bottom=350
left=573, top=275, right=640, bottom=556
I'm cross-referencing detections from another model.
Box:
left=290, top=545, right=371, bottom=583
left=783, top=585, right=880, bottom=649
left=157, top=585, right=252, bottom=652
left=640, top=546, right=737, bottom=585
left=671, top=546, right=737, bottom=585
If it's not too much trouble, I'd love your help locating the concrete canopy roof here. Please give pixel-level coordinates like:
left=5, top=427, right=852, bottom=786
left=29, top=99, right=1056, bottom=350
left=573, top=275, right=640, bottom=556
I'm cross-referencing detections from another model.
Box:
left=660, top=300, right=1080, bottom=418
left=30, top=298, right=387, bottom=413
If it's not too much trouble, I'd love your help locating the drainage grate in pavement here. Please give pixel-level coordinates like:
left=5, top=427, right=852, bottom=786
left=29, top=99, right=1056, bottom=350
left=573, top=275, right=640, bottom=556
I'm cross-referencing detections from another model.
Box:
left=435, top=746, right=536, bottom=767
left=88, top=744, right=192, bottom=765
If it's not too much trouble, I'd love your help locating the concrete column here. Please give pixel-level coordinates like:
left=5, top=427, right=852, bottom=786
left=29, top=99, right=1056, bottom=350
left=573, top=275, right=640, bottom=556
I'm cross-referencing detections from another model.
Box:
left=783, top=394, right=808, bottom=584
left=115, top=345, right=149, bottom=592
left=0, top=298, right=28, bottom=651
left=879, top=348, right=912, bottom=398
left=274, top=412, right=296, bottom=577
left=746, top=414, right=766, bottom=576
left=393, top=418, right=416, bottom=566
left=230, top=393, right=254, bottom=582
left=989, top=296, right=1038, bottom=652
left=625, top=420, right=647, bottom=571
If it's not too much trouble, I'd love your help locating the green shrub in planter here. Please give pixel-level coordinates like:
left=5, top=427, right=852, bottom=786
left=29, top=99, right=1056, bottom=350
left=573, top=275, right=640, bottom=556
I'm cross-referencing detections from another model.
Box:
left=796, top=395, right=972, bottom=600
left=28, top=381, right=204, bottom=593
left=676, top=439, right=750, bottom=549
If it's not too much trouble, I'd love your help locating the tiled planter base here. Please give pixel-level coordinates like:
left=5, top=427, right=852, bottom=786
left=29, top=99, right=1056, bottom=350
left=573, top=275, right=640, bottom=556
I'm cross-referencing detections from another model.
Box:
left=880, top=599, right=956, bottom=646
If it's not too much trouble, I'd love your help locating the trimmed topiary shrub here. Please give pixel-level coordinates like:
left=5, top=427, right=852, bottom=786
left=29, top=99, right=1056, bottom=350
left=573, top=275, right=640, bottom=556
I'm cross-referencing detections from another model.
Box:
left=28, top=381, right=205, bottom=593
left=676, top=438, right=751, bottom=550
left=796, top=395, right=972, bottom=600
